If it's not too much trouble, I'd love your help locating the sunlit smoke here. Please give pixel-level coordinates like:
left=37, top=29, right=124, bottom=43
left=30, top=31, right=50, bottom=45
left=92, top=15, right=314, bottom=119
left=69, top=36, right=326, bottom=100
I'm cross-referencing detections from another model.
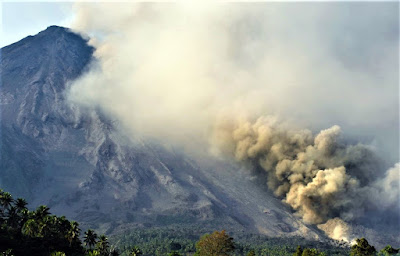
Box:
left=211, top=115, right=399, bottom=240
left=67, top=2, right=399, bottom=241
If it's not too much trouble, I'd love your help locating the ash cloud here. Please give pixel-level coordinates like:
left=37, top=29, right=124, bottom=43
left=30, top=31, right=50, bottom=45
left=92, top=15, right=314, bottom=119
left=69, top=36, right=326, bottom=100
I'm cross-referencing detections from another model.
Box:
left=67, top=3, right=399, bottom=240
left=212, top=116, right=399, bottom=240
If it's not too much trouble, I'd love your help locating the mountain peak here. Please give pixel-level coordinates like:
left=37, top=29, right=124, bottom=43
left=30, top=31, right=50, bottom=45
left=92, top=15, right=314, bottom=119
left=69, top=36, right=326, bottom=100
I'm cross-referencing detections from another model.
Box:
left=1, top=25, right=94, bottom=86
left=46, top=25, right=67, bottom=30
left=1, top=25, right=92, bottom=57
left=38, top=25, right=76, bottom=38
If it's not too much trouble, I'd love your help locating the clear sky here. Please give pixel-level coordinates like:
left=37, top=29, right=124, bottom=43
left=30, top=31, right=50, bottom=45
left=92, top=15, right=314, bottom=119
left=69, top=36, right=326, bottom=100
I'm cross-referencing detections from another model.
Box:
left=1, top=2, right=73, bottom=47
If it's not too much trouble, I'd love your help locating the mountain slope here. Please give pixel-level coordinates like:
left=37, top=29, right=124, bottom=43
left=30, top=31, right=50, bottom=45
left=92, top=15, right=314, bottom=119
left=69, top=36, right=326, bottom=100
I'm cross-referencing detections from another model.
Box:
left=1, top=26, right=94, bottom=198
left=0, top=26, right=321, bottom=239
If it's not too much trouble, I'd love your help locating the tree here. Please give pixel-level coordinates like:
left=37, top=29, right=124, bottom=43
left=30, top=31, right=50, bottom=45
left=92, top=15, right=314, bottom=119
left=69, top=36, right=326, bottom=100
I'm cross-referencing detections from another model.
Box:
left=0, top=189, right=99, bottom=255
left=195, top=230, right=235, bottom=256
left=22, top=219, right=39, bottom=237
left=380, top=245, right=400, bottom=256
left=350, top=238, right=376, bottom=256
left=247, top=250, right=256, bottom=256
left=84, top=229, right=98, bottom=250
left=6, top=206, right=19, bottom=228
left=14, top=198, right=27, bottom=212
left=110, top=247, right=120, bottom=256
left=40, top=215, right=55, bottom=237
left=66, top=221, right=81, bottom=246
left=301, top=248, right=326, bottom=256
left=0, top=192, right=13, bottom=209
left=35, top=205, right=50, bottom=220
left=19, top=208, right=30, bottom=222
left=294, top=246, right=303, bottom=256
left=170, top=242, right=182, bottom=251
left=130, top=246, right=142, bottom=256
left=57, top=216, right=71, bottom=237
left=96, top=235, right=110, bottom=256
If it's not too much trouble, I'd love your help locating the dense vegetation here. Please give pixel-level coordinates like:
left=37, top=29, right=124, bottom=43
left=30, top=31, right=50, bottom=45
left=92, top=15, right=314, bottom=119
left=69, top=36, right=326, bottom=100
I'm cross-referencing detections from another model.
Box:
left=1, top=188, right=399, bottom=256
left=0, top=189, right=117, bottom=256
left=112, top=227, right=350, bottom=256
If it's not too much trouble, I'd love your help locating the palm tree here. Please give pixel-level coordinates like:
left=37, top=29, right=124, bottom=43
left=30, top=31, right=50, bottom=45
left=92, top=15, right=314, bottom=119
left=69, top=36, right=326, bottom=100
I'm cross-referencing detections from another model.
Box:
left=17, top=208, right=31, bottom=232
left=96, top=235, right=109, bottom=256
left=84, top=229, right=98, bottom=250
left=15, top=198, right=27, bottom=211
left=6, top=206, right=19, bottom=228
left=35, top=205, right=50, bottom=220
left=19, top=208, right=30, bottom=221
left=110, top=247, right=120, bottom=256
left=0, top=192, right=13, bottom=209
left=66, top=221, right=81, bottom=246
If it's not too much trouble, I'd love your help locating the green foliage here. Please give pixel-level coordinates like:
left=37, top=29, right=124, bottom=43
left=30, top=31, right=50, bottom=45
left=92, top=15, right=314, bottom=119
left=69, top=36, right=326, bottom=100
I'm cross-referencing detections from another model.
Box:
left=350, top=238, right=377, bottom=256
left=4, top=188, right=396, bottom=256
left=0, top=249, right=14, bottom=256
left=170, top=242, right=182, bottom=251
left=113, top=226, right=350, bottom=256
left=301, top=248, right=326, bottom=256
left=50, top=252, right=66, bottom=256
left=247, top=249, right=256, bottom=256
left=110, top=247, right=120, bottom=256
left=379, top=245, right=400, bottom=256
left=194, top=230, right=235, bottom=256
left=67, top=221, right=81, bottom=246
left=129, top=246, right=143, bottom=256
left=0, top=192, right=13, bottom=208
left=84, top=229, right=98, bottom=250
left=113, top=227, right=197, bottom=255
left=167, top=251, right=181, bottom=256
left=0, top=188, right=113, bottom=256
left=85, top=251, right=100, bottom=256
left=96, top=235, right=110, bottom=256
left=294, top=246, right=303, bottom=256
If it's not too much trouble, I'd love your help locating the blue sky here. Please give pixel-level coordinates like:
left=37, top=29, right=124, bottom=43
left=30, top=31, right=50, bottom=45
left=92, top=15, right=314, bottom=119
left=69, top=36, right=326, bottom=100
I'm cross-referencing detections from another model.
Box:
left=1, top=2, right=73, bottom=47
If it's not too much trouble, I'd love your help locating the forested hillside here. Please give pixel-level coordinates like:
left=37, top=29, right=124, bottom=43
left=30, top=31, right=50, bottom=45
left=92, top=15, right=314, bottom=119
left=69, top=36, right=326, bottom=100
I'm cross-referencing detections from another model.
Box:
left=1, top=189, right=398, bottom=256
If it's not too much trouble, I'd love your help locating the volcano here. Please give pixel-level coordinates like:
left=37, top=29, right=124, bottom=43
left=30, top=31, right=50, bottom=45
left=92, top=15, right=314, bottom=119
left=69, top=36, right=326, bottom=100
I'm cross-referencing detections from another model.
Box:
left=0, top=26, right=397, bottom=247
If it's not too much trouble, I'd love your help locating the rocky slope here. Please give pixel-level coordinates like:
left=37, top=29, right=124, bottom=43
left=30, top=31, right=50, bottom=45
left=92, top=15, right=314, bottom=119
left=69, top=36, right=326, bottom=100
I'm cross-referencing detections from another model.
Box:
left=1, top=26, right=326, bottom=239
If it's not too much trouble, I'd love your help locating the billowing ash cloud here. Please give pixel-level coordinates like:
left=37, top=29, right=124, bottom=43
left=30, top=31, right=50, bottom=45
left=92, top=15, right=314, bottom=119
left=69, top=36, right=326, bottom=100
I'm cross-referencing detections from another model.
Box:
left=212, top=116, right=399, bottom=240
left=67, top=3, right=399, bottom=240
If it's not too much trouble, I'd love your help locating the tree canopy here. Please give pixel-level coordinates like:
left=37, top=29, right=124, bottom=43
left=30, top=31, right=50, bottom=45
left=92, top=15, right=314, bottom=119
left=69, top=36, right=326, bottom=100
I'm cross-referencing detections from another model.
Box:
left=194, top=230, right=235, bottom=256
left=0, top=188, right=116, bottom=256
left=350, top=238, right=377, bottom=256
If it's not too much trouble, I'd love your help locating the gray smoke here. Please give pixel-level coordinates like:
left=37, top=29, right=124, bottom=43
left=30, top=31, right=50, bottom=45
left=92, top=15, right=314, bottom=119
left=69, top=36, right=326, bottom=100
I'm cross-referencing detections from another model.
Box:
left=212, top=116, right=399, bottom=240
left=67, top=3, right=399, bottom=240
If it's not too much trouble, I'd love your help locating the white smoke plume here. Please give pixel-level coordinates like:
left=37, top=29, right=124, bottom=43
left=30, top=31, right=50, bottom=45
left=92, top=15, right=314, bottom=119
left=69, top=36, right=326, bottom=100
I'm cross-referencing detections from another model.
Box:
left=67, top=3, right=399, bottom=240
